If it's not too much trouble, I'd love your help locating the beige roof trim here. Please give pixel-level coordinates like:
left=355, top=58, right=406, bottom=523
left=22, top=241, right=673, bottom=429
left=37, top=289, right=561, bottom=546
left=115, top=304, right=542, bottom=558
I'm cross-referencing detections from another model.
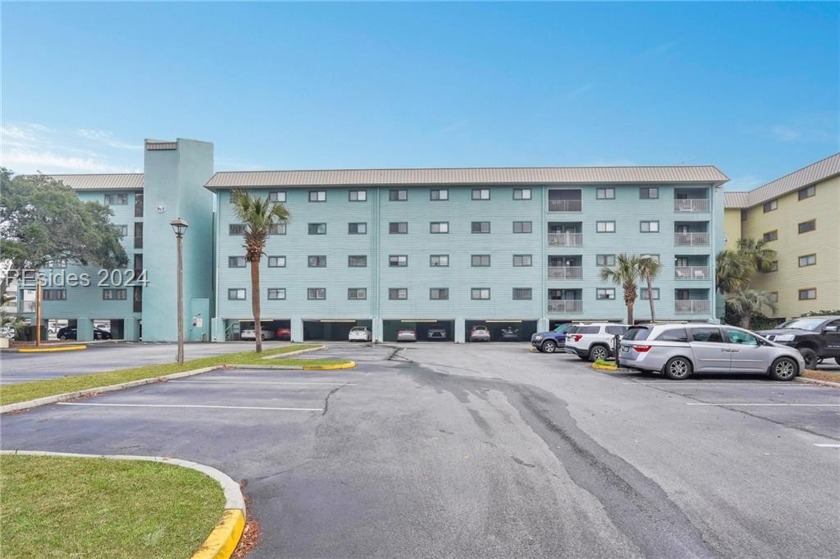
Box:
left=44, top=174, right=144, bottom=191
left=204, top=166, right=728, bottom=189
left=724, top=153, right=840, bottom=208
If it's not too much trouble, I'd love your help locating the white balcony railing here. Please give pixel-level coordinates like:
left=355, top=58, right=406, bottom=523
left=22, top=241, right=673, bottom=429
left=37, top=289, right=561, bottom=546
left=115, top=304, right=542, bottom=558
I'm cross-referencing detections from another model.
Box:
left=674, top=199, right=710, bottom=213
left=548, top=300, right=583, bottom=313
left=548, top=266, right=583, bottom=280
left=548, top=200, right=582, bottom=212
left=674, top=232, right=710, bottom=246
left=675, top=266, right=710, bottom=280
left=548, top=232, right=583, bottom=246
left=675, top=300, right=711, bottom=314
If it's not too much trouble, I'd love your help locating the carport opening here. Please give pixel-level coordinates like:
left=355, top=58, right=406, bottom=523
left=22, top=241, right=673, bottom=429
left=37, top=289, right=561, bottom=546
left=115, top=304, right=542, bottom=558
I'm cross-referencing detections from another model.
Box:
left=465, top=320, right=538, bottom=341
left=304, top=320, right=370, bottom=341
left=383, top=320, right=454, bottom=342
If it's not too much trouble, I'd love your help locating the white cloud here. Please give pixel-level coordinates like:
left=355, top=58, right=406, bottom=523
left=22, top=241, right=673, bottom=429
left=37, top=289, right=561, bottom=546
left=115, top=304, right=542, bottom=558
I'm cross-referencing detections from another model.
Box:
left=1, top=150, right=129, bottom=173
left=76, top=129, right=140, bottom=151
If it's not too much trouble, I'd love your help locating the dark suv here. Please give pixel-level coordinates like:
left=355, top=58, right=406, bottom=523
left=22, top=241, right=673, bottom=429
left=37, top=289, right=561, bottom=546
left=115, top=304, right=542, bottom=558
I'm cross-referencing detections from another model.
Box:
left=757, top=316, right=840, bottom=369
left=530, top=323, right=573, bottom=353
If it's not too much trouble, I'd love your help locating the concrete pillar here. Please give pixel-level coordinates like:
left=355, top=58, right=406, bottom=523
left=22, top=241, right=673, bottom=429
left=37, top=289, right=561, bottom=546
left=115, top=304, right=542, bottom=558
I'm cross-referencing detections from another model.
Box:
left=454, top=317, right=466, bottom=343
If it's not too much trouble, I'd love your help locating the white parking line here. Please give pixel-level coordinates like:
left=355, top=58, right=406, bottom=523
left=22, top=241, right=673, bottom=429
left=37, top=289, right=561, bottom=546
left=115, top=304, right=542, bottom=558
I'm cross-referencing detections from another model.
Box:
left=628, top=381, right=817, bottom=386
left=813, top=444, right=840, bottom=448
left=171, top=381, right=355, bottom=386
left=686, top=403, right=840, bottom=407
left=57, top=403, right=322, bottom=411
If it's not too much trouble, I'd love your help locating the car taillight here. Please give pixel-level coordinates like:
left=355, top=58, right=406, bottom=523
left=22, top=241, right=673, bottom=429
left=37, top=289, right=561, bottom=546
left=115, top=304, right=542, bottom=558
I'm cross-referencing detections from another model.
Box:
left=572, top=334, right=583, bottom=342
left=633, top=345, right=652, bottom=352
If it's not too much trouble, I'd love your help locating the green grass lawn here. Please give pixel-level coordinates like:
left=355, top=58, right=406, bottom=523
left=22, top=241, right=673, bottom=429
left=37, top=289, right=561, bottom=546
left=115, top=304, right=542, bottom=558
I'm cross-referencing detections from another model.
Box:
left=0, top=344, right=348, bottom=406
left=0, top=455, right=225, bottom=559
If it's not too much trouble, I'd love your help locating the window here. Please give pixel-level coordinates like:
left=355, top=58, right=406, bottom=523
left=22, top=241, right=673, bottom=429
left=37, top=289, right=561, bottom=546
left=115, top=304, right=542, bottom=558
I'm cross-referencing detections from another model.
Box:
left=430, top=288, right=449, bottom=300
left=471, top=288, right=491, bottom=300
left=768, top=261, right=779, bottom=272
left=348, top=288, right=367, bottom=300
left=115, top=225, right=128, bottom=237
left=763, top=199, right=778, bottom=212
left=640, top=221, right=659, bottom=233
left=430, top=189, right=449, bottom=201
left=596, top=288, right=616, bottom=300
left=640, top=288, right=660, bottom=300
left=228, top=288, right=246, bottom=300
left=348, top=255, right=367, bottom=267
left=798, top=185, right=816, bottom=200
left=513, top=221, right=532, bottom=233
left=769, top=292, right=779, bottom=303
left=798, top=254, right=817, bottom=267
left=228, top=256, right=246, bottom=268
left=798, top=219, right=816, bottom=234
left=268, top=256, right=286, bottom=268
left=512, top=288, right=532, bottom=300
left=389, top=222, right=408, bottom=234
left=690, top=328, right=723, bottom=343
left=596, top=221, right=616, bottom=233
left=134, top=192, right=143, bottom=217
left=763, top=230, right=778, bottom=242
left=513, top=254, right=533, bottom=267
left=389, top=255, right=408, bottom=267
left=269, top=191, right=286, bottom=203
left=798, top=288, right=817, bottom=301
left=308, top=223, right=327, bottom=235
left=309, top=190, right=327, bottom=202
left=308, top=288, right=326, bottom=300
left=430, top=255, right=449, bottom=267
left=596, top=187, right=615, bottom=200
left=513, top=188, right=532, bottom=200
left=229, top=224, right=245, bottom=235
left=430, top=222, right=449, bottom=234
left=389, top=189, right=408, bottom=201
left=656, top=328, right=689, bottom=342
left=348, top=222, right=367, bottom=234
left=268, top=288, right=286, bottom=300
left=741, top=209, right=748, bottom=222
left=43, top=289, right=67, bottom=300
left=133, top=286, right=143, bottom=313
left=471, top=255, right=490, bottom=267
left=472, top=188, right=490, bottom=200
left=639, top=187, right=659, bottom=199
left=471, top=221, right=490, bottom=234
left=640, top=254, right=660, bottom=263
left=596, top=254, right=616, bottom=267
left=349, top=189, right=367, bottom=202
left=389, top=288, right=408, bottom=300
left=105, top=193, right=128, bottom=205
left=308, top=255, right=327, bottom=267
left=269, top=223, right=286, bottom=235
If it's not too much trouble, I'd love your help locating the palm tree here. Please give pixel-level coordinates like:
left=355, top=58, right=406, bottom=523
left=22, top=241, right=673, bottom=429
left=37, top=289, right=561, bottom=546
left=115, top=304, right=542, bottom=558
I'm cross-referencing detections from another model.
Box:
left=715, top=249, right=750, bottom=294
left=637, top=256, right=662, bottom=322
left=599, top=254, right=641, bottom=325
left=736, top=238, right=776, bottom=274
left=726, top=288, right=778, bottom=329
left=231, top=190, right=290, bottom=353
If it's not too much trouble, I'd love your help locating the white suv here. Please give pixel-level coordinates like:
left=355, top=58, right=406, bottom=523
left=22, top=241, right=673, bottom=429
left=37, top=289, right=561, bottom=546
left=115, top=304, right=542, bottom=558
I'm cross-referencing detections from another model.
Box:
left=564, top=322, right=629, bottom=361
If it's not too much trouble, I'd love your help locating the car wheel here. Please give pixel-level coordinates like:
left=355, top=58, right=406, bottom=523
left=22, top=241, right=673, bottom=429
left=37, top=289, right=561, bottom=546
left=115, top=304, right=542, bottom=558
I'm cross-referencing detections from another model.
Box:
left=769, top=357, right=798, bottom=381
left=799, top=348, right=818, bottom=370
left=541, top=340, right=557, bottom=353
left=58, top=335, right=66, bottom=340
left=663, top=357, right=692, bottom=380
left=588, top=345, right=609, bottom=362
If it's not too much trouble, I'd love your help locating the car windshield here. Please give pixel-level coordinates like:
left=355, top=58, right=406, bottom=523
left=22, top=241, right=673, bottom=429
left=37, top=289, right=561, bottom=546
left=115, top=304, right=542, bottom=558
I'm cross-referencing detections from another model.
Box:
left=775, top=318, right=824, bottom=331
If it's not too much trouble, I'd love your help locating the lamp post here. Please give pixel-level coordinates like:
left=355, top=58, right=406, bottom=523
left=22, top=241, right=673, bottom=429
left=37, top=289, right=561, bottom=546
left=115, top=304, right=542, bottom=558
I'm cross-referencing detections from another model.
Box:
left=170, top=218, right=189, bottom=364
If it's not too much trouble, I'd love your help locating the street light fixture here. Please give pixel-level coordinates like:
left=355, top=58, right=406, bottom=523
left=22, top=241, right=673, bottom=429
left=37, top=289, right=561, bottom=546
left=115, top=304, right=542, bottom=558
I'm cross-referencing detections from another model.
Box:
left=170, top=217, right=189, bottom=364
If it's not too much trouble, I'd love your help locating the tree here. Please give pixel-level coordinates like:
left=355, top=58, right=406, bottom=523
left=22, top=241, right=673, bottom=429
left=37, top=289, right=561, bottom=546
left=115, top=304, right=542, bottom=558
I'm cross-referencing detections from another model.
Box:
left=600, top=254, right=641, bottom=325
left=726, top=288, right=778, bottom=329
left=715, top=249, right=750, bottom=294
left=230, top=190, right=290, bottom=353
left=736, top=237, right=776, bottom=274
left=637, top=256, right=662, bottom=322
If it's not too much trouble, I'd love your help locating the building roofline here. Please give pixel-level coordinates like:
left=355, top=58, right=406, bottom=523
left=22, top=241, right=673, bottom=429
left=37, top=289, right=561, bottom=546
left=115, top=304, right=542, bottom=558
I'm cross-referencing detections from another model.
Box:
left=724, top=152, right=840, bottom=208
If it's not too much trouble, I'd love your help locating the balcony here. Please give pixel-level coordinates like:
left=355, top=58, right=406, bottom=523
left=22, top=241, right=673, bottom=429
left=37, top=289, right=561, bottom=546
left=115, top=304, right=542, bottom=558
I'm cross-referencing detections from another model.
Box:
left=548, top=232, right=583, bottom=246
left=548, top=266, right=583, bottom=280
left=675, top=300, right=711, bottom=314
left=675, top=266, right=710, bottom=280
left=674, top=232, right=709, bottom=246
left=548, top=300, right=583, bottom=313
left=548, top=199, right=582, bottom=212
left=674, top=199, right=710, bottom=213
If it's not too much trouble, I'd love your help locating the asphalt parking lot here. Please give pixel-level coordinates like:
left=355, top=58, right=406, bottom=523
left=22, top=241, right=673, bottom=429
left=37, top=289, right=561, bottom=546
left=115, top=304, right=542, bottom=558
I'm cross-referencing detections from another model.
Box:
left=2, top=342, right=839, bottom=558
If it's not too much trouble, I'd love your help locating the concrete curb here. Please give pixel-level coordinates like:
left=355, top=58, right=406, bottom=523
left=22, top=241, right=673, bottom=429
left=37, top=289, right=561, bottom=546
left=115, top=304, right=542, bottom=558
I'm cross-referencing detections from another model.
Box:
left=0, top=450, right=245, bottom=559
left=591, top=363, right=618, bottom=371
left=17, top=345, right=87, bottom=353
left=796, top=376, right=840, bottom=388
left=305, top=360, right=356, bottom=370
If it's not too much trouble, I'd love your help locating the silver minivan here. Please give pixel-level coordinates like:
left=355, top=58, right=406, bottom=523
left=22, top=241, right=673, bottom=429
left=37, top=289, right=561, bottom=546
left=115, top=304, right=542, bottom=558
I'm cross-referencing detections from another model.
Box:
left=619, top=323, right=804, bottom=380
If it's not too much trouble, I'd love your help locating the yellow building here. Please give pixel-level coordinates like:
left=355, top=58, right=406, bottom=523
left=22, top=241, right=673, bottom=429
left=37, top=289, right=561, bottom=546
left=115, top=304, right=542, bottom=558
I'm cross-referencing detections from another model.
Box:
left=724, top=153, right=840, bottom=319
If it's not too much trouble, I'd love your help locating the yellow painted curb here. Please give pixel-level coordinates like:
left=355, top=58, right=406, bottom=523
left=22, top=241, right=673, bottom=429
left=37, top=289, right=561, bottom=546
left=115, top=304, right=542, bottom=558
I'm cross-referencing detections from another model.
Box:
left=18, top=345, right=87, bottom=353
left=303, top=360, right=356, bottom=370
left=591, top=363, right=618, bottom=371
left=191, top=509, right=245, bottom=559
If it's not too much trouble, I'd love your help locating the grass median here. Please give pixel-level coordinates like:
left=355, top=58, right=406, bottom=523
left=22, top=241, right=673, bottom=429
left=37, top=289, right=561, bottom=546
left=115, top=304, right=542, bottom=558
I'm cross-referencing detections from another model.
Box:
left=0, top=344, right=347, bottom=406
left=0, top=454, right=224, bottom=559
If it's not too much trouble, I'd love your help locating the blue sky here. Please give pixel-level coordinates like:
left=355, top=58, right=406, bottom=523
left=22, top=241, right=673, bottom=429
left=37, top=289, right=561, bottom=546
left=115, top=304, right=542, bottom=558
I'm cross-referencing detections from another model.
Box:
left=2, top=1, right=838, bottom=191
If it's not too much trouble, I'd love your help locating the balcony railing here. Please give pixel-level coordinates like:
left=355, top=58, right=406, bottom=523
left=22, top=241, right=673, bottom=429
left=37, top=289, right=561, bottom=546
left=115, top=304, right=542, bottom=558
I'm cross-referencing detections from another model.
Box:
left=674, top=199, right=710, bottom=213
left=548, top=232, right=583, bottom=246
left=674, top=232, right=709, bottom=246
left=548, top=266, right=583, bottom=279
left=675, top=300, right=711, bottom=314
left=675, top=266, right=710, bottom=280
left=547, top=300, right=583, bottom=313
left=548, top=200, right=582, bottom=212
